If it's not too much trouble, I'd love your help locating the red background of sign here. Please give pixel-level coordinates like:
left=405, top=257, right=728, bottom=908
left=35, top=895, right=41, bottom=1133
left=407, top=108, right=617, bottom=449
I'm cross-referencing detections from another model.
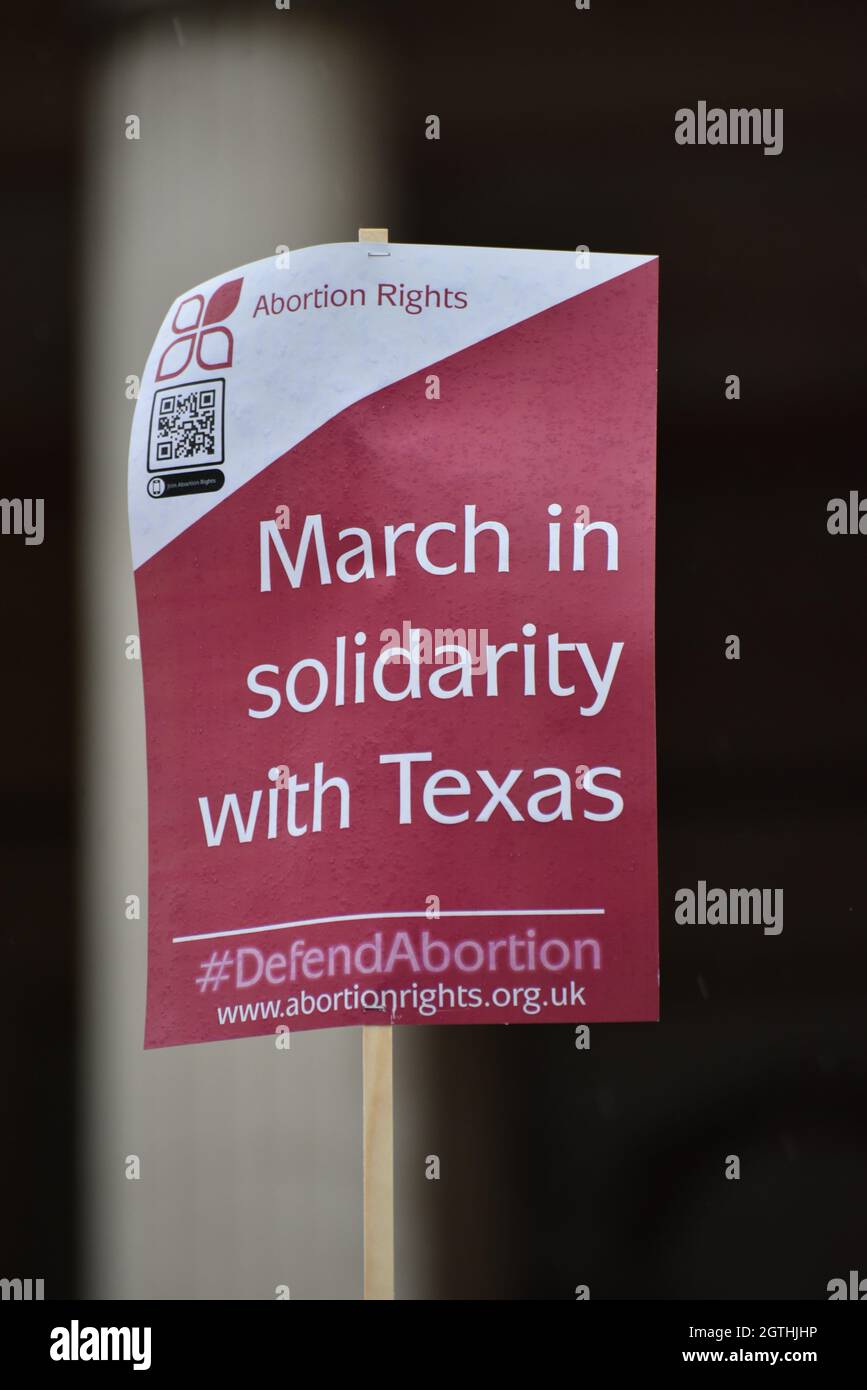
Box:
left=136, top=261, right=658, bottom=1046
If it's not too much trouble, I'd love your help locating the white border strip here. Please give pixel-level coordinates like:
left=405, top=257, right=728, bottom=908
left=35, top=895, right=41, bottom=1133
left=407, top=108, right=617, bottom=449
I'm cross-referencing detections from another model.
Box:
left=174, top=906, right=605, bottom=944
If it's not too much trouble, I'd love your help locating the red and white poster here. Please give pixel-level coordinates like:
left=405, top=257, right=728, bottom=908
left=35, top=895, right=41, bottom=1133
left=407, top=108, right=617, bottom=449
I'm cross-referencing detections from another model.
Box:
left=128, top=241, right=659, bottom=1047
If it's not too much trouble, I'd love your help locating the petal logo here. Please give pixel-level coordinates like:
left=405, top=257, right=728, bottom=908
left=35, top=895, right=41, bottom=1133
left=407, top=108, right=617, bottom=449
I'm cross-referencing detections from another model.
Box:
left=156, top=277, right=243, bottom=382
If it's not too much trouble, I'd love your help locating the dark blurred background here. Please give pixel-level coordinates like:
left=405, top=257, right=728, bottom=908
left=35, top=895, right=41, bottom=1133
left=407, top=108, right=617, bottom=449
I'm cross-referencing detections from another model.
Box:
left=1, top=0, right=864, bottom=1298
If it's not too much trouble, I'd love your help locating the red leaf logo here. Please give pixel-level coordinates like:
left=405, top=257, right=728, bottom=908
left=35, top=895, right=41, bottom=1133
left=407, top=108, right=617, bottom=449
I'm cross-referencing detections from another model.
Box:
left=196, top=326, right=233, bottom=370
left=156, top=332, right=196, bottom=381
left=172, top=293, right=204, bottom=335
left=203, top=277, right=243, bottom=326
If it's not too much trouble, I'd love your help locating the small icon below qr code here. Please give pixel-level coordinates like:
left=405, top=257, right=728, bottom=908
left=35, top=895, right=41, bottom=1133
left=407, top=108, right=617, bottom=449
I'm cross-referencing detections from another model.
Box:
left=147, top=378, right=225, bottom=473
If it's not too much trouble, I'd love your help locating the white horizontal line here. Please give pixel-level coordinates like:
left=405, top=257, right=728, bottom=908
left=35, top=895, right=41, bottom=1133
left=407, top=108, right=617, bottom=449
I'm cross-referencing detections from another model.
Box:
left=173, top=907, right=605, bottom=944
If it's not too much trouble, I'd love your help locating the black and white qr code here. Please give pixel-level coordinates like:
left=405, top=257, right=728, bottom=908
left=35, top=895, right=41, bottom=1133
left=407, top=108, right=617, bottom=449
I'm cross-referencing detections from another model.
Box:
left=147, top=379, right=225, bottom=472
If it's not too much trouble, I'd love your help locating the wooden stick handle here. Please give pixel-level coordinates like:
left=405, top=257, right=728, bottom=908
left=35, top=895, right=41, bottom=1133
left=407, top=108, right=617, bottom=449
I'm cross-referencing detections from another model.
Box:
left=362, top=1024, right=394, bottom=1299
left=357, top=224, right=395, bottom=1301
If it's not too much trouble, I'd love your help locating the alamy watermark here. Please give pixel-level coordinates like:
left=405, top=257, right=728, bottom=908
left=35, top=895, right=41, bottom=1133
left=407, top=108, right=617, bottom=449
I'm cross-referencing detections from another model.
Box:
left=0, top=498, right=43, bottom=546
left=380, top=620, right=490, bottom=673
left=50, top=1322, right=151, bottom=1371
left=675, top=102, right=783, bottom=157
left=675, top=881, right=783, bottom=935
left=1, top=1276, right=44, bottom=1300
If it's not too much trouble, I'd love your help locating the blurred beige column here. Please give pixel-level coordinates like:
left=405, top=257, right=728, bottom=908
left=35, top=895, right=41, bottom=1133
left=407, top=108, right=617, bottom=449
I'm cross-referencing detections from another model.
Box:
left=79, top=8, right=395, bottom=1300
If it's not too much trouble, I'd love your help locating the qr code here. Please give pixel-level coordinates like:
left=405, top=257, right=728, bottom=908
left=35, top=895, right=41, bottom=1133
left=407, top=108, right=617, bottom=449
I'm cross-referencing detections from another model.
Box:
left=148, top=379, right=225, bottom=472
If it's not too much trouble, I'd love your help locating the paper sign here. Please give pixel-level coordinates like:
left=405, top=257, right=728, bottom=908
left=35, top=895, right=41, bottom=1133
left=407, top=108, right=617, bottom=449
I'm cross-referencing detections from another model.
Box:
left=128, top=242, right=659, bottom=1046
